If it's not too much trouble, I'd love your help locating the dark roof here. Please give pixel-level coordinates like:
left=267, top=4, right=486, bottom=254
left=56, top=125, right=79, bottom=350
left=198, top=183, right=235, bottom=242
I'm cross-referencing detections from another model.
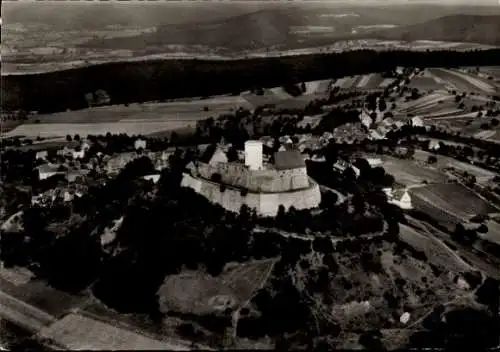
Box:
left=273, top=150, right=306, bottom=170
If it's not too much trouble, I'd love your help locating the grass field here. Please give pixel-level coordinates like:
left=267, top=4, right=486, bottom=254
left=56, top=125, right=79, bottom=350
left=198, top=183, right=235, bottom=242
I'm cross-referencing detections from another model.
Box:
left=157, top=259, right=276, bottom=315
left=303, top=79, right=332, bottom=95
left=380, top=157, right=449, bottom=186
left=5, top=122, right=197, bottom=138
left=429, top=68, right=498, bottom=94
left=37, top=313, right=189, bottom=350
left=413, top=150, right=498, bottom=182
left=5, top=95, right=253, bottom=138
left=331, top=73, right=388, bottom=91
left=398, top=224, right=472, bottom=272
left=409, top=183, right=498, bottom=222
left=0, top=275, right=85, bottom=319
left=408, top=74, right=446, bottom=91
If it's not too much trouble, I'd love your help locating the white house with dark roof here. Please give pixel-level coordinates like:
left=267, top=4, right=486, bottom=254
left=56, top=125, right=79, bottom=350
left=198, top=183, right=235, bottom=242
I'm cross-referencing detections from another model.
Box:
left=383, top=188, right=413, bottom=209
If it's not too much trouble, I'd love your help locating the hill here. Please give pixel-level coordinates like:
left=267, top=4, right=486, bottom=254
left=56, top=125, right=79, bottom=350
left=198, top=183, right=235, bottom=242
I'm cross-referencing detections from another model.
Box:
left=365, top=15, right=500, bottom=46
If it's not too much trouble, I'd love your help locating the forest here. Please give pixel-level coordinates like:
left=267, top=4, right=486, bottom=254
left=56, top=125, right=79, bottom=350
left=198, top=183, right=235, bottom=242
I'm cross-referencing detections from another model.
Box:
left=2, top=49, right=500, bottom=114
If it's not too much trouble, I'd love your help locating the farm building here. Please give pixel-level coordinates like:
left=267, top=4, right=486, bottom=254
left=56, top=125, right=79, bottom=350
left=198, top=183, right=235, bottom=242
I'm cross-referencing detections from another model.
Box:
left=181, top=140, right=321, bottom=217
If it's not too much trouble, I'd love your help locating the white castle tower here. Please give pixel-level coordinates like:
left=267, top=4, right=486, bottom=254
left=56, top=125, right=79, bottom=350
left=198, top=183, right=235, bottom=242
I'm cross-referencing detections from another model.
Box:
left=244, top=140, right=263, bottom=171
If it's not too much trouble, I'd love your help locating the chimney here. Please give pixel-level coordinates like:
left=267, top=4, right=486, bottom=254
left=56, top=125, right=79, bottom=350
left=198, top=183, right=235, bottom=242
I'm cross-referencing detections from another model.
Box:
left=244, top=140, right=263, bottom=170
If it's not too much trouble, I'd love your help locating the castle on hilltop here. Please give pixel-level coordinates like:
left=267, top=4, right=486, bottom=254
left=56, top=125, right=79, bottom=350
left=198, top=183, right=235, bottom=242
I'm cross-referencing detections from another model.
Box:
left=181, top=140, right=321, bottom=217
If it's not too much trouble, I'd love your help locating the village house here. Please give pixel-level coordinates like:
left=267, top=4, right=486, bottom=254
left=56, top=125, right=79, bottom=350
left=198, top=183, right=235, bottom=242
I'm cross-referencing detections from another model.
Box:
left=381, top=117, right=395, bottom=128
left=370, top=129, right=386, bottom=140
left=259, top=136, right=275, bottom=149
left=142, top=174, right=161, bottom=184
left=383, top=188, right=413, bottom=209
left=105, top=152, right=138, bottom=174
left=333, top=160, right=361, bottom=178
left=411, top=116, right=425, bottom=127
left=366, top=157, right=382, bottom=167
left=359, top=111, right=373, bottom=129
left=35, top=150, right=48, bottom=161
left=0, top=210, right=24, bottom=233
left=36, top=163, right=61, bottom=180
left=134, top=138, right=147, bottom=151
left=428, top=139, right=441, bottom=151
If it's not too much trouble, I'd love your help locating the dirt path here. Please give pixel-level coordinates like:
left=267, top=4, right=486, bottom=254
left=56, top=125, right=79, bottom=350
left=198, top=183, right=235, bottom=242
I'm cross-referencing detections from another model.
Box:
left=0, top=290, right=56, bottom=333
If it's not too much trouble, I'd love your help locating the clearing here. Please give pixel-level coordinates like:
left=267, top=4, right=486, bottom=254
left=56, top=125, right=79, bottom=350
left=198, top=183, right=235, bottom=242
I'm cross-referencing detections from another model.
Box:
left=157, top=259, right=276, bottom=315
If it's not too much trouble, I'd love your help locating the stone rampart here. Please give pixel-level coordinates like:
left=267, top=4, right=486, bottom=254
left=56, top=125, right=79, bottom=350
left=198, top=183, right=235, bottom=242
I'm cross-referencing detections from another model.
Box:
left=181, top=173, right=321, bottom=217
left=196, top=162, right=309, bottom=193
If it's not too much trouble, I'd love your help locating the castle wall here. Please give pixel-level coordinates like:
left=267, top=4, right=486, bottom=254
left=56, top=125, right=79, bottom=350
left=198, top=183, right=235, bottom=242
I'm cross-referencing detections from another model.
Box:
left=196, top=162, right=309, bottom=193
left=181, top=173, right=321, bottom=217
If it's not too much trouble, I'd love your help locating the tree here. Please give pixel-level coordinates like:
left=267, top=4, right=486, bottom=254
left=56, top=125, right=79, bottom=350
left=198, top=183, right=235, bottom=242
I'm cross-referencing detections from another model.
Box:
left=85, top=92, right=94, bottom=107
left=74, top=134, right=81, bottom=142
left=66, top=134, right=73, bottom=142
left=227, top=146, right=239, bottom=162
left=378, top=99, right=387, bottom=112
left=300, top=82, right=306, bottom=93
left=94, top=89, right=111, bottom=105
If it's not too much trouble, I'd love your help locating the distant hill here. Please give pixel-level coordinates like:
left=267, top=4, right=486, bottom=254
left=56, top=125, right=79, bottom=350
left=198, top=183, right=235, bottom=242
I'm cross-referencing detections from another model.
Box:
left=75, top=7, right=447, bottom=52
left=78, top=10, right=500, bottom=52
left=364, top=15, right=500, bottom=46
